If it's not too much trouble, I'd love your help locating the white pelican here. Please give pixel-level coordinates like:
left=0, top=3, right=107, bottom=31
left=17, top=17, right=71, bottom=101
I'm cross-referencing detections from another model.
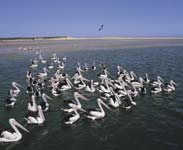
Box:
left=151, top=83, right=162, bottom=94
left=30, top=59, right=38, bottom=68
left=4, top=95, right=16, bottom=107
left=38, top=67, right=48, bottom=78
left=0, top=118, right=29, bottom=142
left=74, top=79, right=86, bottom=90
left=40, top=93, right=52, bottom=111
left=62, top=92, right=88, bottom=113
left=131, top=77, right=144, bottom=88
left=59, top=78, right=73, bottom=91
left=85, top=80, right=96, bottom=93
left=63, top=105, right=86, bottom=125
left=163, top=80, right=177, bottom=92
left=144, top=73, right=150, bottom=84
left=86, top=98, right=111, bottom=120
left=62, top=56, right=67, bottom=61
left=51, top=53, right=57, bottom=60
left=48, top=63, right=54, bottom=69
left=10, top=82, right=23, bottom=97
left=91, top=62, right=96, bottom=70
left=27, top=95, right=38, bottom=112
left=25, top=106, right=46, bottom=124
left=108, top=88, right=121, bottom=108
left=98, top=68, right=108, bottom=79
left=151, top=76, right=164, bottom=87
left=58, top=62, right=65, bottom=69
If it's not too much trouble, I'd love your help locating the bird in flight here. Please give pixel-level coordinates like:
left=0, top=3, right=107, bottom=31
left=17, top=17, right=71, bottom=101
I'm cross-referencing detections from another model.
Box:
left=99, top=24, right=104, bottom=31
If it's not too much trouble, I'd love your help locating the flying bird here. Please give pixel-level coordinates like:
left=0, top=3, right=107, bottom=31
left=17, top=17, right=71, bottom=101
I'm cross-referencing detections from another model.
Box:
left=99, top=24, right=104, bottom=31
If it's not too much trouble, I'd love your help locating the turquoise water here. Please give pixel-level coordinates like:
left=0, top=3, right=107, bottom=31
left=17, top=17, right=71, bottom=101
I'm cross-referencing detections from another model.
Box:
left=0, top=40, right=183, bottom=150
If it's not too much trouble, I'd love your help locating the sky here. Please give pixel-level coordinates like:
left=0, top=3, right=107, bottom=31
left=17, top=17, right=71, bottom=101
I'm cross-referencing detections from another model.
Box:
left=0, top=0, right=183, bottom=38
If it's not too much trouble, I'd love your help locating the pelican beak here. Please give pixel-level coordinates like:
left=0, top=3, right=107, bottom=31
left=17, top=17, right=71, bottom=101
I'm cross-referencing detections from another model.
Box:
left=75, top=92, right=89, bottom=101
left=77, top=107, right=87, bottom=113
left=14, top=120, right=30, bottom=133
left=38, top=106, right=46, bottom=121
left=14, top=82, right=24, bottom=88
left=172, top=81, right=177, bottom=86
left=99, top=99, right=111, bottom=111
left=66, top=78, right=73, bottom=87
left=45, top=94, right=52, bottom=100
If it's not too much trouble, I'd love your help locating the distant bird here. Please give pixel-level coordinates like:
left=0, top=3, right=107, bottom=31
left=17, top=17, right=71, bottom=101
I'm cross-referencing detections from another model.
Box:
left=99, top=24, right=104, bottom=31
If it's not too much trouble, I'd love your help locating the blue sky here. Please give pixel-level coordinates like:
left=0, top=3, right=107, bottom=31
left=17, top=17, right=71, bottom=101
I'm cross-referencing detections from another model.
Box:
left=0, top=0, right=182, bottom=37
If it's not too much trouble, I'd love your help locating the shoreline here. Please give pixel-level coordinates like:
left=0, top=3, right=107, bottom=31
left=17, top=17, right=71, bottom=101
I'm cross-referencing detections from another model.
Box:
left=1, top=36, right=183, bottom=42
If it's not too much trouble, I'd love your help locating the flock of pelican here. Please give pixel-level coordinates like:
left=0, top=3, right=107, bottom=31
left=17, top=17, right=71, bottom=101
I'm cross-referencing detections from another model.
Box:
left=1, top=49, right=177, bottom=142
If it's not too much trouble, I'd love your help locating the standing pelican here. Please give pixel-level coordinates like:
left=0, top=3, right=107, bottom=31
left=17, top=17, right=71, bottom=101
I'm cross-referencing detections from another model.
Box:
left=0, top=118, right=29, bottom=142
left=25, top=106, right=46, bottom=124
left=86, top=98, right=111, bottom=120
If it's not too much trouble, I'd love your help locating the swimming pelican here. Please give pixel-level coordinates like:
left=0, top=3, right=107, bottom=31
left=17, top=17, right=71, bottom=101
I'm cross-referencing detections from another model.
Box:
left=59, top=78, right=73, bottom=91
left=63, top=105, right=86, bottom=125
left=38, top=67, right=48, bottom=78
left=151, top=83, right=162, bottom=94
left=62, top=92, right=88, bottom=113
left=108, top=88, right=121, bottom=108
left=98, top=68, right=109, bottom=79
left=144, top=73, right=150, bottom=84
left=40, top=93, right=52, bottom=112
left=85, top=98, right=111, bottom=120
left=30, top=59, right=38, bottom=68
left=27, top=95, right=38, bottom=112
left=85, top=80, right=96, bottom=93
left=0, top=118, right=29, bottom=142
left=25, top=106, right=46, bottom=124
left=10, top=82, right=23, bottom=97
left=91, top=62, right=96, bottom=70
left=163, top=80, right=177, bottom=93
left=48, top=63, right=54, bottom=69
left=58, top=62, right=65, bottom=69
left=4, top=91, right=16, bottom=107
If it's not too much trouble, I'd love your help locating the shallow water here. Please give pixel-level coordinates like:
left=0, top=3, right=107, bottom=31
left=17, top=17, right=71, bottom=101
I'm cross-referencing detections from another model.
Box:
left=0, top=40, right=183, bottom=150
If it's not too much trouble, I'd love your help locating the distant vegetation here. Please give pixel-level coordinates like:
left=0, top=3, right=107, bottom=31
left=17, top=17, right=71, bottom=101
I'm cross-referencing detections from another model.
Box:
left=0, top=36, right=69, bottom=40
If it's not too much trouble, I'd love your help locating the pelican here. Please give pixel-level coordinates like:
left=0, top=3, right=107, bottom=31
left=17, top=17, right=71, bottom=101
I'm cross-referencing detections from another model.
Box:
left=131, top=77, right=144, bottom=88
left=151, top=76, right=164, bottom=87
left=98, top=68, right=108, bottom=79
left=0, top=118, right=29, bottom=142
left=39, top=54, right=47, bottom=64
left=85, top=98, right=111, bottom=120
left=27, top=95, right=38, bottom=112
left=122, top=92, right=136, bottom=110
left=48, top=63, right=54, bottom=69
left=58, top=62, right=65, bottom=69
left=38, top=67, right=48, bottom=78
left=91, top=62, right=96, bottom=70
left=163, top=80, right=177, bottom=92
left=25, top=105, right=46, bottom=124
left=74, top=79, right=86, bottom=90
left=51, top=53, right=57, bottom=60
left=4, top=95, right=16, bottom=107
left=30, top=59, right=38, bottom=68
left=10, top=82, right=23, bottom=97
left=62, top=56, right=67, bottom=61
left=151, top=83, right=162, bottom=94
left=108, top=88, right=121, bottom=108
left=62, top=92, right=88, bottom=113
left=40, top=93, right=52, bottom=112
left=85, top=80, right=96, bottom=93
left=59, top=78, right=73, bottom=91
left=63, top=105, right=86, bottom=125
left=144, top=73, right=150, bottom=84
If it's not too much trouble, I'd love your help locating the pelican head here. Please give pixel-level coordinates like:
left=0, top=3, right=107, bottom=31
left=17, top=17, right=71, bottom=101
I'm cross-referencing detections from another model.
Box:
left=74, top=92, right=89, bottom=101
left=12, top=82, right=24, bottom=88
left=170, top=80, right=177, bottom=86
left=98, top=98, right=111, bottom=110
left=42, top=93, right=52, bottom=100
left=9, top=118, right=29, bottom=133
